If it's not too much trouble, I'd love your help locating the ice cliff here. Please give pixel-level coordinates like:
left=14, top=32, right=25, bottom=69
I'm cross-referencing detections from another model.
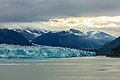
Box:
left=0, top=44, right=96, bottom=58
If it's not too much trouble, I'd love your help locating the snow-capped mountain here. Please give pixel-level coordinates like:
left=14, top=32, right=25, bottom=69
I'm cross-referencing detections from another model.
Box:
left=85, top=31, right=116, bottom=44
left=32, top=29, right=116, bottom=49
left=0, top=25, right=116, bottom=49
left=32, top=31, right=100, bottom=49
left=0, top=23, right=50, bottom=41
left=15, top=28, right=115, bottom=43
left=12, top=27, right=50, bottom=41
left=57, top=29, right=116, bottom=45
left=68, top=29, right=84, bottom=36
left=86, top=31, right=114, bottom=39
left=66, top=29, right=116, bottom=43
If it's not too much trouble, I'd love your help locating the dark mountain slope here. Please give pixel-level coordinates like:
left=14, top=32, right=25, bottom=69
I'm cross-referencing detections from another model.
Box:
left=96, top=37, right=120, bottom=55
left=32, top=31, right=102, bottom=49
left=0, top=29, right=32, bottom=46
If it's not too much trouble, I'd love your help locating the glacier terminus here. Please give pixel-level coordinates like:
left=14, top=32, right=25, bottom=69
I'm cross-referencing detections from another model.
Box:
left=0, top=44, right=96, bottom=58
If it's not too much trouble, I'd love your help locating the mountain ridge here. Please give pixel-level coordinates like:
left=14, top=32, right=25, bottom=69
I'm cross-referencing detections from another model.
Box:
left=0, top=27, right=116, bottom=50
left=32, top=28, right=116, bottom=49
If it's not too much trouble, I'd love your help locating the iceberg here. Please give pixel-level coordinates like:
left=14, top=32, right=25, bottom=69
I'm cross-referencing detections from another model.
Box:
left=0, top=44, right=96, bottom=58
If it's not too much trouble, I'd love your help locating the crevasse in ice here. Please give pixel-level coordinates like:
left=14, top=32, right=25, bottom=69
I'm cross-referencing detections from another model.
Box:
left=0, top=44, right=96, bottom=58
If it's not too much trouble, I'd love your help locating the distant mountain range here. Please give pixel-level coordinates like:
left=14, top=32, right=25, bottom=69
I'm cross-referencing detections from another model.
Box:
left=32, top=29, right=116, bottom=49
left=13, top=27, right=49, bottom=41
left=0, top=28, right=116, bottom=50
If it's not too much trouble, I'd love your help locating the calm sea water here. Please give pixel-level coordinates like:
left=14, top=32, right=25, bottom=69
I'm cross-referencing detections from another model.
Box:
left=0, top=57, right=120, bottom=80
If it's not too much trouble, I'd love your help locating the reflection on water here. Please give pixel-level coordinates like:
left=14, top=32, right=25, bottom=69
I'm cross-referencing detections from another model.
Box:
left=0, top=57, right=120, bottom=80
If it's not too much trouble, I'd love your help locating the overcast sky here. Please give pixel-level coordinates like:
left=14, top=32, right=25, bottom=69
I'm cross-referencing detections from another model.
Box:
left=0, top=0, right=120, bottom=22
left=0, top=0, right=120, bottom=36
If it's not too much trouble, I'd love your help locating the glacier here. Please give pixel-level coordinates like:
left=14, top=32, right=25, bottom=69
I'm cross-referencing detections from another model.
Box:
left=0, top=44, right=96, bottom=58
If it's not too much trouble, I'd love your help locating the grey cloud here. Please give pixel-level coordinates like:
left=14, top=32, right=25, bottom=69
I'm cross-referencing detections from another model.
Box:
left=0, top=0, right=120, bottom=22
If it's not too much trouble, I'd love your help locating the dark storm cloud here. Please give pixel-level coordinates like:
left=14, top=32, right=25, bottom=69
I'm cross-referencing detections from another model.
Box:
left=0, top=0, right=120, bottom=22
